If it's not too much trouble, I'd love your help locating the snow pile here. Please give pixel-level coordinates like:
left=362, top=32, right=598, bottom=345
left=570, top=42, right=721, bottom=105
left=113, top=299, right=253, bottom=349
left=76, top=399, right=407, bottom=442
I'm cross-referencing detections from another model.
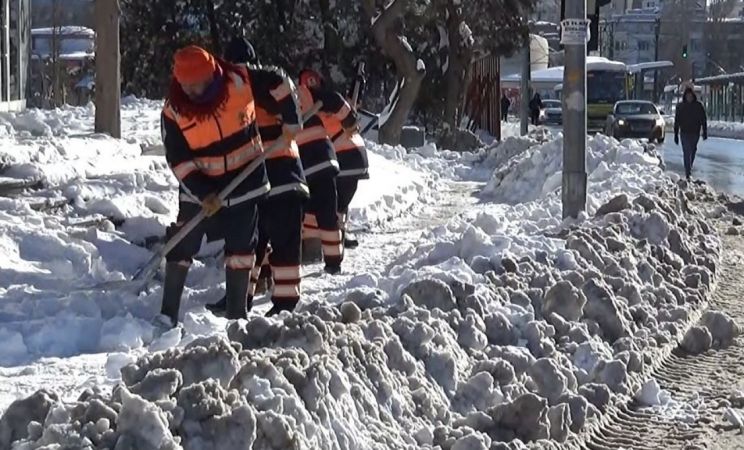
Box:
left=2, top=165, right=722, bottom=447
left=348, top=147, right=431, bottom=227
left=482, top=134, right=662, bottom=210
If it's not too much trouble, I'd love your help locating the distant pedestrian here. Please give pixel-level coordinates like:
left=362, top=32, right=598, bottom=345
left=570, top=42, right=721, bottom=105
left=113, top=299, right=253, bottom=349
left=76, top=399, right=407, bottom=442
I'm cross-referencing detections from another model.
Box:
left=529, top=93, right=543, bottom=125
left=674, top=87, right=708, bottom=180
left=501, top=93, right=511, bottom=122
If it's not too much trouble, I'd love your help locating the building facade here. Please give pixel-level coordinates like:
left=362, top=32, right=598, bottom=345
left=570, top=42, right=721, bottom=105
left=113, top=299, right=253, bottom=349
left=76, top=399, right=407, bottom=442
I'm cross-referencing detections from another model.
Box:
left=601, top=8, right=660, bottom=65
left=1, top=0, right=31, bottom=111
left=600, top=1, right=706, bottom=79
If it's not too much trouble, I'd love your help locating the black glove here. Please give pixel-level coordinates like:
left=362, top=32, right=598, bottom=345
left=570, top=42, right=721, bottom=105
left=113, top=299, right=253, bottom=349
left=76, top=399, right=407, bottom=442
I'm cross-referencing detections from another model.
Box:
left=674, top=135, right=679, bottom=145
left=165, top=222, right=180, bottom=240
left=702, top=132, right=707, bottom=141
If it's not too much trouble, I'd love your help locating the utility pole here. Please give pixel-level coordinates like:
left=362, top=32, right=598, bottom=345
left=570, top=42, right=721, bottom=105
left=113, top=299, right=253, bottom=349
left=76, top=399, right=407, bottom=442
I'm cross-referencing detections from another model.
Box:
left=561, top=0, right=588, bottom=219
left=652, top=17, right=660, bottom=103
left=520, top=36, right=531, bottom=136
left=95, top=0, right=121, bottom=138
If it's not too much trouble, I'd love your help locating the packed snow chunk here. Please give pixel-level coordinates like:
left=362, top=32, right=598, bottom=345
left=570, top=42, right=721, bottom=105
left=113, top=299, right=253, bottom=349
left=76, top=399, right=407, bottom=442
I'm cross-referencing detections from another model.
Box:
left=595, top=194, right=631, bottom=216
left=106, top=352, right=138, bottom=379
left=581, top=278, right=633, bottom=343
left=0, top=390, right=59, bottom=448
left=99, top=314, right=156, bottom=352
left=489, top=393, right=549, bottom=442
left=0, top=328, right=28, bottom=366
left=680, top=326, right=713, bottom=355
left=548, top=403, right=571, bottom=442
left=572, top=339, right=613, bottom=375
left=528, top=358, right=570, bottom=405
left=178, top=381, right=257, bottom=448
left=121, top=335, right=241, bottom=389
left=129, top=369, right=184, bottom=402
left=543, top=281, right=587, bottom=322
left=116, top=386, right=182, bottom=450
left=701, top=310, right=740, bottom=348
left=635, top=378, right=671, bottom=407
left=578, top=383, right=612, bottom=413
left=401, top=278, right=458, bottom=311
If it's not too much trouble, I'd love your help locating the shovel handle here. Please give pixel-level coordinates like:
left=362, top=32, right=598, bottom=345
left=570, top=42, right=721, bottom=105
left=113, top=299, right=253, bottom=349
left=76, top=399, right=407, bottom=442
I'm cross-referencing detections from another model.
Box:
left=132, top=101, right=323, bottom=282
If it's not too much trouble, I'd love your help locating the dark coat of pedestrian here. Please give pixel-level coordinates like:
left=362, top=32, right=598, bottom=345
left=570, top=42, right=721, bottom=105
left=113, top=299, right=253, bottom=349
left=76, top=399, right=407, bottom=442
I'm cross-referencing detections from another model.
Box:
left=501, top=94, right=511, bottom=122
left=529, top=93, right=543, bottom=125
left=674, top=87, right=708, bottom=179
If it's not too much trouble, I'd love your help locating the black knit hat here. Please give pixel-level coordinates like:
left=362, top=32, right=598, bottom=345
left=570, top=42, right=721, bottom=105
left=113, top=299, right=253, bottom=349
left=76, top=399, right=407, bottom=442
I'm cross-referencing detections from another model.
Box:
left=225, top=37, right=258, bottom=64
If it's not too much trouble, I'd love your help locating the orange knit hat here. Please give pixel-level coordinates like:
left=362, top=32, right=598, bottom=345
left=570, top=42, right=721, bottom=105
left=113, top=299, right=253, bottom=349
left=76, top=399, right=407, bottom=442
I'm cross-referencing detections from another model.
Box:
left=173, top=46, right=216, bottom=85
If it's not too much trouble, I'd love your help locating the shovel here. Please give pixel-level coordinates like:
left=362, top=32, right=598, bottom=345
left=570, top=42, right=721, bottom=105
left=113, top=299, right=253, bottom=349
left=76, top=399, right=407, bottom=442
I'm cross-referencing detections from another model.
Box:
left=86, top=101, right=323, bottom=293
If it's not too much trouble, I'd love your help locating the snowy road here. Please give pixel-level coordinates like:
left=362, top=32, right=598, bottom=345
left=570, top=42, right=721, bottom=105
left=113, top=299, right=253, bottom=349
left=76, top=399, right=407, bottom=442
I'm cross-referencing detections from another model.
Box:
left=660, top=135, right=744, bottom=196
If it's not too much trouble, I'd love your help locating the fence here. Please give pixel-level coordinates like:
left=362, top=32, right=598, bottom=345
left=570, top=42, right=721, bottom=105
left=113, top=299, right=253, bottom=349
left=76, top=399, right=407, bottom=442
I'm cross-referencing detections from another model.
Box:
left=463, top=54, right=501, bottom=141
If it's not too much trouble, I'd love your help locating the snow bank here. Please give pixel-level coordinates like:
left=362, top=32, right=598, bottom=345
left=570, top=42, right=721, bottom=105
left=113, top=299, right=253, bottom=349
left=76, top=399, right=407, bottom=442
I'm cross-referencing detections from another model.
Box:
left=1, top=130, right=723, bottom=448
left=482, top=134, right=662, bottom=210
left=665, top=117, right=744, bottom=140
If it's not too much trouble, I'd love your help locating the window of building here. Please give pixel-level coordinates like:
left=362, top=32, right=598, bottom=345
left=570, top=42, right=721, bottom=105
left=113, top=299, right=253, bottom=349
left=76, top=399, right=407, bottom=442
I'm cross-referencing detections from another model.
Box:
left=638, top=41, right=650, bottom=51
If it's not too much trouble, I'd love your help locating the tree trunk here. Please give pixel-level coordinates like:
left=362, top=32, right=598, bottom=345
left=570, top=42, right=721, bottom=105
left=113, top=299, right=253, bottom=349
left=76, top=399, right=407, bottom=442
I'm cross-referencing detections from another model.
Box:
left=95, top=0, right=121, bottom=138
left=362, top=0, right=425, bottom=146
left=443, top=5, right=463, bottom=132
left=206, top=0, right=221, bottom=55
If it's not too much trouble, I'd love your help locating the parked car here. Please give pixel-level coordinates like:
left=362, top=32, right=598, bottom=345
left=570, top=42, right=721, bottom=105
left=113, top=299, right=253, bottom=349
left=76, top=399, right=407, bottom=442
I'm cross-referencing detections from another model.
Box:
left=605, top=100, right=666, bottom=143
left=540, top=99, right=563, bottom=125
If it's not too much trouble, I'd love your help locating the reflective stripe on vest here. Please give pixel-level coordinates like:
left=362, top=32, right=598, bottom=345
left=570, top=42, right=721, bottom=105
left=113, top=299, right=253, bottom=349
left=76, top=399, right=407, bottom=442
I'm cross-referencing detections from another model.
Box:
left=334, top=132, right=365, bottom=153
left=296, top=125, right=328, bottom=146
left=165, top=69, right=261, bottom=177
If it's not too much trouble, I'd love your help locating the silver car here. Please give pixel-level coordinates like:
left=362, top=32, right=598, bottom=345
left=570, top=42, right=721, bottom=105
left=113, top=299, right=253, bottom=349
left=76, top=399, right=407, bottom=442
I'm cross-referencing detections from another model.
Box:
left=605, top=100, right=666, bottom=143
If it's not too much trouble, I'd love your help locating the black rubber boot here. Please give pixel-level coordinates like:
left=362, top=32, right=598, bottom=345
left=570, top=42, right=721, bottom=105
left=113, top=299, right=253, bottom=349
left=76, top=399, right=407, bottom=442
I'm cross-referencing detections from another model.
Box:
left=205, top=295, right=227, bottom=314
left=344, top=234, right=359, bottom=249
left=225, top=268, right=252, bottom=320
left=160, top=262, right=189, bottom=327
left=324, top=263, right=342, bottom=275
left=266, top=299, right=300, bottom=317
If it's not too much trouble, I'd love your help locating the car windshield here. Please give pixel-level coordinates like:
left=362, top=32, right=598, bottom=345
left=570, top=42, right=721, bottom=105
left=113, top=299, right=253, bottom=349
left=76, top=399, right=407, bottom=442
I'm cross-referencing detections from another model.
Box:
left=543, top=100, right=561, bottom=108
left=587, top=70, right=626, bottom=104
left=615, top=102, right=657, bottom=115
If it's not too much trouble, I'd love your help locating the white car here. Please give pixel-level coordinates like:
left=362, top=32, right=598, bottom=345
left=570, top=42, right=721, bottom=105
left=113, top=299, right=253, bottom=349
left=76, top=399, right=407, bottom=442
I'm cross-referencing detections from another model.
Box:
left=540, top=99, right=562, bottom=125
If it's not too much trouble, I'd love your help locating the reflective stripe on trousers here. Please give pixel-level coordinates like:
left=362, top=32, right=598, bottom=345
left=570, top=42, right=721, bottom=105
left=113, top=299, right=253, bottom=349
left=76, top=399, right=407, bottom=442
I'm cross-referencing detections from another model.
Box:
left=303, top=213, right=320, bottom=239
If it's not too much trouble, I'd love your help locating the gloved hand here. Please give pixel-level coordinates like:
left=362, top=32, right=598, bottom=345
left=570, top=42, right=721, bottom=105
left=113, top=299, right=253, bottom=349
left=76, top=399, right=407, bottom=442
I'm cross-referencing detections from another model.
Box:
left=201, top=193, right=222, bottom=217
left=281, top=124, right=301, bottom=143
left=165, top=222, right=179, bottom=240
left=674, top=134, right=679, bottom=145
left=702, top=132, right=708, bottom=141
left=343, top=123, right=360, bottom=138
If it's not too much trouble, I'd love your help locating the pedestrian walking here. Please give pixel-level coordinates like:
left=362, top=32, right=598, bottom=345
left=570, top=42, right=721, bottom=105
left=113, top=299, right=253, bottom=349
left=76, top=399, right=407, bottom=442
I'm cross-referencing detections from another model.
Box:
left=501, top=93, right=511, bottom=122
left=674, top=86, right=708, bottom=180
left=529, top=93, right=542, bottom=126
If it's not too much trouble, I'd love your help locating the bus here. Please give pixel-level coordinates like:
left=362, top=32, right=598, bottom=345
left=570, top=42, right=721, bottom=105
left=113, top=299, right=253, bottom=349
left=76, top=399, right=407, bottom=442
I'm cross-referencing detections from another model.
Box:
left=585, top=59, right=628, bottom=131
left=553, top=58, right=628, bottom=132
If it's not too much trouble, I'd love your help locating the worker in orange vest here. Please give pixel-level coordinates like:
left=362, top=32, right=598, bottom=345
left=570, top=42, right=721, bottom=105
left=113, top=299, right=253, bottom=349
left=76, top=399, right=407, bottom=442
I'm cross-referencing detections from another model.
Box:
left=206, top=37, right=308, bottom=316
left=160, top=45, right=301, bottom=326
left=299, top=69, right=369, bottom=250
left=294, top=71, right=351, bottom=274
